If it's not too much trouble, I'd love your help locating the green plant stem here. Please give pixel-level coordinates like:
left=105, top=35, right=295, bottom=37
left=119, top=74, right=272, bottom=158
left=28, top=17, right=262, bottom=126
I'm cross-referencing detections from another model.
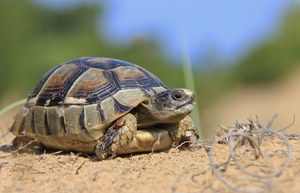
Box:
left=0, top=98, right=26, bottom=119
left=181, top=49, right=203, bottom=139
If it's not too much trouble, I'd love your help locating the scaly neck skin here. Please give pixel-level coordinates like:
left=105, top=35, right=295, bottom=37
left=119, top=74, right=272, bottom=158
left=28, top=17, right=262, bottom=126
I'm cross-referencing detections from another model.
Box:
left=134, top=104, right=159, bottom=128
left=134, top=102, right=188, bottom=128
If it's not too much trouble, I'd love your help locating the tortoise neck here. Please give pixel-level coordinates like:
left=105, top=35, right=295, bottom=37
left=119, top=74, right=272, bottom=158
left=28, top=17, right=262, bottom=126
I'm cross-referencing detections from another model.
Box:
left=132, top=105, right=159, bottom=128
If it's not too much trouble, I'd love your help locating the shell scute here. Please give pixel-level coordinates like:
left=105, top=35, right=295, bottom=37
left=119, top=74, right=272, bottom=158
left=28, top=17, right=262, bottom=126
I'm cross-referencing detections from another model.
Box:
left=66, top=68, right=108, bottom=99
left=85, top=57, right=134, bottom=70
left=35, top=63, right=89, bottom=106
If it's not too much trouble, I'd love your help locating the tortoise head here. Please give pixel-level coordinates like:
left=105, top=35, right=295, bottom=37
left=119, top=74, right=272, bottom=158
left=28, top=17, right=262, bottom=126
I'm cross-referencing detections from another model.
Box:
left=141, top=88, right=195, bottom=123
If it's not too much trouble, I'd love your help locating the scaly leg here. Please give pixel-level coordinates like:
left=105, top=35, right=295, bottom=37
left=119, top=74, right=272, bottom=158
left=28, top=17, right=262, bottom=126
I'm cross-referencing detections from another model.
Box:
left=95, top=114, right=198, bottom=160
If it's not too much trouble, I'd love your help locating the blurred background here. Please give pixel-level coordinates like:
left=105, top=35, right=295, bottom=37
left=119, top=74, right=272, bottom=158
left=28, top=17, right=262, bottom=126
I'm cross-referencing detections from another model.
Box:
left=1, top=0, right=300, bottom=138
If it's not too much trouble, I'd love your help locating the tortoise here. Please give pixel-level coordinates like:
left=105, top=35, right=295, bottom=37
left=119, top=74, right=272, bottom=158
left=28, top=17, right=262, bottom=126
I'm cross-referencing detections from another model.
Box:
left=10, top=57, right=198, bottom=160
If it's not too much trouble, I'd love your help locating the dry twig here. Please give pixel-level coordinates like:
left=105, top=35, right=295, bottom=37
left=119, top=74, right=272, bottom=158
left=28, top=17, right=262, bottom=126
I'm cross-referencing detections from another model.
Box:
left=208, top=115, right=292, bottom=193
left=75, top=161, right=87, bottom=175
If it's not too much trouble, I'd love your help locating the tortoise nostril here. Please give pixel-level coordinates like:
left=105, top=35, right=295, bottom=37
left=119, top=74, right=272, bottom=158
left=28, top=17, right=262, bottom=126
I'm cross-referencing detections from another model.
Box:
left=191, top=93, right=195, bottom=101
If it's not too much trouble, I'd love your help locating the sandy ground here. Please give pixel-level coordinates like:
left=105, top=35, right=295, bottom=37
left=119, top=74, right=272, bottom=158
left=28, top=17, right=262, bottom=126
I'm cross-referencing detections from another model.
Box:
left=0, top=125, right=300, bottom=193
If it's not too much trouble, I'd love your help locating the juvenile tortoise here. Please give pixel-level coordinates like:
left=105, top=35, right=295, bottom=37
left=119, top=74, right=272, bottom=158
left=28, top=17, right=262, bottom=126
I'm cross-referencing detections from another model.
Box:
left=11, top=57, right=198, bottom=160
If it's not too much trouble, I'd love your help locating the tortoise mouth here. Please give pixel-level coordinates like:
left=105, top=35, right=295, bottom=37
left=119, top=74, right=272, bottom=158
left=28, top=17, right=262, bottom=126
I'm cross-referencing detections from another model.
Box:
left=174, top=103, right=194, bottom=114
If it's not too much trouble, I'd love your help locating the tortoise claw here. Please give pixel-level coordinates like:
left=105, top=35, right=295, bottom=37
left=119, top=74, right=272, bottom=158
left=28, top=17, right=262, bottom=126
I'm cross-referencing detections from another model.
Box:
left=95, top=113, right=137, bottom=160
left=95, top=126, right=120, bottom=160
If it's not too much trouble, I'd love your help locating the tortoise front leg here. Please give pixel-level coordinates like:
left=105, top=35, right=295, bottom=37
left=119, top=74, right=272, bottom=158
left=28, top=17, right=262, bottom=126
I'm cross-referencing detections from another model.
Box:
left=95, top=113, right=174, bottom=160
left=167, top=115, right=199, bottom=145
left=95, top=113, right=138, bottom=160
left=95, top=114, right=198, bottom=160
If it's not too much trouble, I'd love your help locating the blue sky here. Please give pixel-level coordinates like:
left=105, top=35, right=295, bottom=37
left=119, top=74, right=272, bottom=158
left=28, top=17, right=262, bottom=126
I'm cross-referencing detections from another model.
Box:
left=36, top=0, right=295, bottom=66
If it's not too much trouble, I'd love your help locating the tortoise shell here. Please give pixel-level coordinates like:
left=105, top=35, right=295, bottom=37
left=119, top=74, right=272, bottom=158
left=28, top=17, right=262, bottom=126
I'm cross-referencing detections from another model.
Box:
left=11, top=57, right=168, bottom=152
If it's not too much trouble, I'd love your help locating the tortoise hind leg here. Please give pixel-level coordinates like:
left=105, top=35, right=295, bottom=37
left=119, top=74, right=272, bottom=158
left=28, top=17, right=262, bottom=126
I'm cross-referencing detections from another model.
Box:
left=95, top=114, right=199, bottom=160
left=2, top=136, right=44, bottom=153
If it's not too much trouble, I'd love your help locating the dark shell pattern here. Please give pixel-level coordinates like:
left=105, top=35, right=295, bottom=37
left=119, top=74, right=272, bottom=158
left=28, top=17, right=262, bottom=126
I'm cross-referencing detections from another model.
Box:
left=11, top=57, right=168, bottom=152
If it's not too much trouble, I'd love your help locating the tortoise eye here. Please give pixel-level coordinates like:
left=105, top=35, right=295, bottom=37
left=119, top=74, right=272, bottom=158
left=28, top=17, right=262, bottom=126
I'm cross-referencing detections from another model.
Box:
left=172, top=92, right=183, bottom=101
